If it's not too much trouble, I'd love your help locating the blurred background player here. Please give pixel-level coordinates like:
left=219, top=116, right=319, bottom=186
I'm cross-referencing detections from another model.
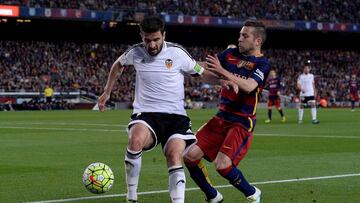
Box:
left=349, top=74, right=359, bottom=111
left=264, top=70, right=286, bottom=123
left=297, top=62, right=320, bottom=124
left=184, top=20, right=269, bottom=203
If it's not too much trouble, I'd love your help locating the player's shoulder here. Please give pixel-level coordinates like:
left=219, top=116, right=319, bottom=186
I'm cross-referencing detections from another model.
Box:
left=223, top=47, right=237, bottom=54
left=166, top=41, right=189, bottom=53
left=123, top=43, right=144, bottom=55
left=253, top=55, right=269, bottom=69
left=165, top=41, right=193, bottom=59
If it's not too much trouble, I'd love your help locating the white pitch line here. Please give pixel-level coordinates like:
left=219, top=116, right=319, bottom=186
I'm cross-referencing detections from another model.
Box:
left=256, top=133, right=360, bottom=139
left=0, top=126, right=126, bottom=132
left=0, top=122, right=127, bottom=127
left=25, top=173, right=360, bottom=203
left=0, top=126, right=359, bottom=139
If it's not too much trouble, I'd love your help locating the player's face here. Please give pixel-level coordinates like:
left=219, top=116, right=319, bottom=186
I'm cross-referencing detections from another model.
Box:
left=238, top=26, right=258, bottom=55
left=141, top=31, right=165, bottom=56
left=304, top=66, right=310, bottom=74
left=351, top=74, right=356, bottom=80
left=270, top=70, right=276, bottom=78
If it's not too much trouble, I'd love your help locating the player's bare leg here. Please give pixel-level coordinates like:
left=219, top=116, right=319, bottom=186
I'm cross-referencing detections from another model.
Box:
left=214, top=152, right=260, bottom=203
left=125, top=123, right=154, bottom=202
left=277, top=107, right=286, bottom=122
left=184, top=145, right=222, bottom=202
left=351, top=100, right=356, bottom=111
left=265, top=107, right=272, bottom=123
left=298, top=103, right=304, bottom=124
left=309, top=101, right=320, bottom=124
left=165, top=138, right=186, bottom=203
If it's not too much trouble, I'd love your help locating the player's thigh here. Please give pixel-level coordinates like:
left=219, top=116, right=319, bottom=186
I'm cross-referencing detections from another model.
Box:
left=196, top=117, right=226, bottom=162
left=267, top=100, right=273, bottom=109
left=184, top=144, right=205, bottom=162
left=308, top=99, right=316, bottom=107
left=164, top=138, right=186, bottom=166
left=128, top=123, right=155, bottom=150
left=275, top=99, right=281, bottom=109
left=350, top=93, right=358, bottom=101
left=219, top=125, right=253, bottom=167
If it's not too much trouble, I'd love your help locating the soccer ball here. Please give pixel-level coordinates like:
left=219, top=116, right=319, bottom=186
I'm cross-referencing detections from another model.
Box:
left=82, top=162, right=114, bottom=194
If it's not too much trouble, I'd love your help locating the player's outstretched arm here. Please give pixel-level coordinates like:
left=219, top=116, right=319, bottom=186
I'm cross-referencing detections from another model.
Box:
left=196, top=61, right=218, bottom=85
left=205, top=55, right=257, bottom=93
left=197, top=61, right=238, bottom=93
left=98, top=61, right=124, bottom=111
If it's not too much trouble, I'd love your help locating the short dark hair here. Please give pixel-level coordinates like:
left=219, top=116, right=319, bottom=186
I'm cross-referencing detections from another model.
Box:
left=244, top=20, right=266, bottom=45
left=139, top=16, right=165, bottom=34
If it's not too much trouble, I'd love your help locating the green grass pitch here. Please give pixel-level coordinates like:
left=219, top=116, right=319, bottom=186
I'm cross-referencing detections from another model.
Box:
left=0, top=108, right=359, bottom=203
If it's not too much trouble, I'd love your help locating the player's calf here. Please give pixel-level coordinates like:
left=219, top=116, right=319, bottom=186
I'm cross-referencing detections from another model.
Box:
left=168, top=165, right=186, bottom=203
left=165, top=138, right=186, bottom=203
left=124, top=148, right=142, bottom=202
left=185, top=159, right=219, bottom=201
left=214, top=153, right=257, bottom=199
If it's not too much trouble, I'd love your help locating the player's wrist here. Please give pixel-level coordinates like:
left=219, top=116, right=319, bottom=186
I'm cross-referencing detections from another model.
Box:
left=103, top=87, right=111, bottom=96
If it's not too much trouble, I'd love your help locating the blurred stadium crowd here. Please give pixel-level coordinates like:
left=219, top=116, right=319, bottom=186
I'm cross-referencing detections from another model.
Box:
left=2, top=0, right=360, bottom=23
left=0, top=41, right=358, bottom=107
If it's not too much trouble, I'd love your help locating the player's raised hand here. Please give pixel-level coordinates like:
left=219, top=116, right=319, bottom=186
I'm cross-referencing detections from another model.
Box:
left=98, top=92, right=110, bottom=112
left=220, top=79, right=239, bottom=94
left=205, top=55, right=225, bottom=76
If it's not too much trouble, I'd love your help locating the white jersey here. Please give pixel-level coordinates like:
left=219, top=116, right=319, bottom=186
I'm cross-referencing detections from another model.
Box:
left=117, top=41, right=203, bottom=116
left=298, top=73, right=315, bottom=97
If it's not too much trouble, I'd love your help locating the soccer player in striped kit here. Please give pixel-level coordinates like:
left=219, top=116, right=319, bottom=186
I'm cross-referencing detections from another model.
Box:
left=184, top=20, right=269, bottom=203
left=264, top=70, right=286, bottom=123
left=349, top=74, right=359, bottom=111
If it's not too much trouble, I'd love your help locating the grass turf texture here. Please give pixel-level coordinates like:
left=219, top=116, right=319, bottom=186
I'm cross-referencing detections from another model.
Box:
left=0, top=108, right=359, bottom=203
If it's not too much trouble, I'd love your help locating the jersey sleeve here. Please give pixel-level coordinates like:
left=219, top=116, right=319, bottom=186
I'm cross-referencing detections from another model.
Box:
left=116, top=47, right=134, bottom=66
left=217, top=49, right=229, bottom=70
left=179, top=49, right=204, bottom=76
left=311, top=74, right=315, bottom=83
left=250, top=59, right=270, bottom=86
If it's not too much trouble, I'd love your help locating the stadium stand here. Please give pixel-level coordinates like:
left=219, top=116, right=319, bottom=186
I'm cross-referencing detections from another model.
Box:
left=0, top=1, right=359, bottom=110
left=2, top=0, right=360, bottom=23
left=0, top=40, right=358, bottom=109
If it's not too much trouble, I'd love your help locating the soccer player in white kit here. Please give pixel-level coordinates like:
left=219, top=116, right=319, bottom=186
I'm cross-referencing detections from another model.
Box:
left=297, top=63, right=320, bottom=124
left=98, top=16, right=233, bottom=203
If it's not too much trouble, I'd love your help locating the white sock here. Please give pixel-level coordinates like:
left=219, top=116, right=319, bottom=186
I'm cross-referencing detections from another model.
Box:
left=125, top=148, right=142, bottom=201
left=168, top=166, right=186, bottom=203
left=311, top=107, right=317, bottom=120
left=298, top=108, right=304, bottom=121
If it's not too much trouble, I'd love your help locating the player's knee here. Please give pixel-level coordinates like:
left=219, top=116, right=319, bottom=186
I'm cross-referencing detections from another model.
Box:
left=184, top=145, right=203, bottom=162
left=165, top=150, right=182, bottom=165
left=214, top=154, right=232, bottom=170
left=183, top=151, right=199, bottom=163
left=128, top=135, right=145, bottom=151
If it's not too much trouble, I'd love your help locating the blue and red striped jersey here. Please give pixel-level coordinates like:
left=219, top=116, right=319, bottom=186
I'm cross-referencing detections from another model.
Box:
left=215, top=48, right=270, bottom=132
left=349, top=79, right=358, bottom=94
left=266, top=77, right=281, bottom=99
